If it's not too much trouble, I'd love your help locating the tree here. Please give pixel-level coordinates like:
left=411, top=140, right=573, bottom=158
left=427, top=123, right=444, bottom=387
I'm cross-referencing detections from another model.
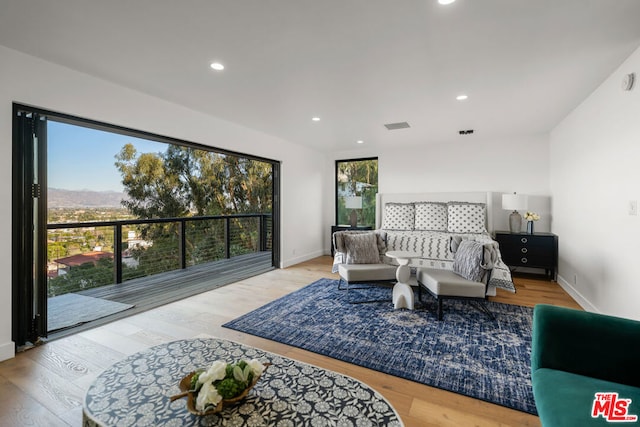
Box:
left=115, top=144, right=187, bottom=219
left=114, top=143, right=273, bottom=272
left=115, top=144, right=272, bottom=217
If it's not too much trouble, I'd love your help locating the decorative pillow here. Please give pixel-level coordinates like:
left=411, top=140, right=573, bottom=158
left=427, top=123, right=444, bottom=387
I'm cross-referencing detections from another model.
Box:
left=334, top=230, right=387, bottom=257
left=447, top=202, right=487, bottom=233
left=381, top=203, right=415, bottom=230
left=453, top=240, right=485, bottom=282
left=343, top=233, right=381, bottom=264
left=414, top=202, right=448, bottom=231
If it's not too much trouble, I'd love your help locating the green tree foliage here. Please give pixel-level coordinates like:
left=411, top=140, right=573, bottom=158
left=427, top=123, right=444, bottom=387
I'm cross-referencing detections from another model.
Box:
left=115, top=144, right=272, bottom=218
left=115, top=144, right=187, bottom=219
left=48, top=242, right=68, bottom=261
left=48, top=258, right=115, bottom=297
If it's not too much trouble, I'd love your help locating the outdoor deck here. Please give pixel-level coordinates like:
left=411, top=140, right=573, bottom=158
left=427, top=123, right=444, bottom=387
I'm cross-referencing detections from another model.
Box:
left=48, top=251, right=274, bottom=337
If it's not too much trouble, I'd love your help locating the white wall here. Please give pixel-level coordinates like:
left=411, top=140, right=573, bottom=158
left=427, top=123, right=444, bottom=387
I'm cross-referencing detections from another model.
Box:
left=325, top=134, right=552, bottom=252
left=0, top=45, right=326, bottom=361
left=550, top=46, right=640, bottom=320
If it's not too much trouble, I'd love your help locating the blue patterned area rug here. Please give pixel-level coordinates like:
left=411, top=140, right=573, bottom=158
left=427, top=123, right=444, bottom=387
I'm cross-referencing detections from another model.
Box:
left=223, top=278, right=537, bottom=414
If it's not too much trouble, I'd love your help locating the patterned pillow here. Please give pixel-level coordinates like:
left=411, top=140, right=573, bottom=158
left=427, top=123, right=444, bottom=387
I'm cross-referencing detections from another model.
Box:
left=453, top=240, right=485, bottom=282
left=447, top=203, right=486, bottom=233
left=414, top=202, right=448, bottom=231
left=382, top=203, right=415, bottom=230
left=343, top=233, right=381, bottom=264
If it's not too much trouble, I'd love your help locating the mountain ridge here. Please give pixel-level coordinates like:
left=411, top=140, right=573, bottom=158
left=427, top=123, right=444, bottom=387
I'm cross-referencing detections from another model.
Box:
left=48, top=188, right=128, bottom=208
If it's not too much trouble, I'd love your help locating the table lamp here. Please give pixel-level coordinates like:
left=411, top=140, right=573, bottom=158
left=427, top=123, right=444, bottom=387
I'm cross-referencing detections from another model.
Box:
left=344, top=196, right=363, bottom=227
left=502, top=193, right=528, bottom=233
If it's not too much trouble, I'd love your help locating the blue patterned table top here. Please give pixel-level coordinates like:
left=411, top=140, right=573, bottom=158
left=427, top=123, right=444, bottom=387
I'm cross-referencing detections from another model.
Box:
left=83, top=337, right=403, bottom=426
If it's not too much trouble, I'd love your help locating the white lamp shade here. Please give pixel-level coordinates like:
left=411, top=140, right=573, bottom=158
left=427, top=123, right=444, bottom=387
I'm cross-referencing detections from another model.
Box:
left=344, top=196, right=363, bottom=209
left=502, top=193, right=528, bottom=211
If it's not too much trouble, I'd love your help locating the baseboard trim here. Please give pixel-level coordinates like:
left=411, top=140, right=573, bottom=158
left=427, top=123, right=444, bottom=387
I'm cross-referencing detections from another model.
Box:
left=281, top=250, right=325, bottom=268
left=556, top=274, right=600, bottom=313
left=0, top=340, right=15, bottom=361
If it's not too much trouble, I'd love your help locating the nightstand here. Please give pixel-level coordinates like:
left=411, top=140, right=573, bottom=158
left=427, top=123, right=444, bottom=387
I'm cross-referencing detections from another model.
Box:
left=331, top=225, right=373, bottom=256
left=494, top=231, right=558, bottom=280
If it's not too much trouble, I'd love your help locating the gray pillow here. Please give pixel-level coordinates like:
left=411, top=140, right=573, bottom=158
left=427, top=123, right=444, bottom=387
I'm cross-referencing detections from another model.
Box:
left=453, top=239, right=484, bottom=282
left=334, top=230, right=387, bottom=257
left=343, top=233, right=381, bottom=264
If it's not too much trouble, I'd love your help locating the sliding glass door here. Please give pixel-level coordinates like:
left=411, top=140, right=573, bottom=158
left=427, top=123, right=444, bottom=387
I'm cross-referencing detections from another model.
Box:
left=12, top=104, right=281, bottom=348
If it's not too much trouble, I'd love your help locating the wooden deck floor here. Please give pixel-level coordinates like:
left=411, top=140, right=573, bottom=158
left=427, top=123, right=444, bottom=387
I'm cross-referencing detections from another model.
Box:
left=48, top=251, right=273, bottom=338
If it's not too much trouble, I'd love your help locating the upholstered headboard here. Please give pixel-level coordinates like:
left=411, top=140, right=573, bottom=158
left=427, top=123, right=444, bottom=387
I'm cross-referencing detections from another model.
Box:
left=375, top=192, right=500, bottom=233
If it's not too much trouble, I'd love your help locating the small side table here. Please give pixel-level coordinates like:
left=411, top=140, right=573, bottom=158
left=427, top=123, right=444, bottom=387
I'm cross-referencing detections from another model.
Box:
left=494, top=231, right=558, bottom=280
left=386, top=250, right=421, bottom=310
left=331, top=225, right=373, bottom=256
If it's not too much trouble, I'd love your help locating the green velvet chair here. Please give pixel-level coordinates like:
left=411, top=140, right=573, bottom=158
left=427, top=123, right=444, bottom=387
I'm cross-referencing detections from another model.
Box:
left=531, top=304, right=640, bottom=426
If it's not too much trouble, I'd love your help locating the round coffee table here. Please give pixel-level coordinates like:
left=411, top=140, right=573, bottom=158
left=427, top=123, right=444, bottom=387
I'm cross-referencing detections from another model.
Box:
left=386, top=251, right=421, bottom=310
left=83, top=337, right=404, bottom=426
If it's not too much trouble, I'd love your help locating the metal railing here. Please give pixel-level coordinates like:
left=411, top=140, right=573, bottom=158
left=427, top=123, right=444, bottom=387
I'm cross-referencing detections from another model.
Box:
left=47, top=214, right=272, bottom=289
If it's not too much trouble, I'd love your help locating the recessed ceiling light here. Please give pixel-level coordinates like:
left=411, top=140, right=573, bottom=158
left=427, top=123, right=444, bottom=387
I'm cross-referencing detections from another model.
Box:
left=438, top=0, right=456, bottom=5
left=312, top=117, right=321, bottom=122
left=210, top=62, right=224, bottom=71
left=356, top=140, right=364, bottom=144
left=456, top=94, right=468, bottom=101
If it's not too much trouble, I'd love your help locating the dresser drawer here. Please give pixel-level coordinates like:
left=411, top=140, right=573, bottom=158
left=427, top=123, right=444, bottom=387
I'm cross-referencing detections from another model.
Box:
left=501, top=251, right=554, bottom=268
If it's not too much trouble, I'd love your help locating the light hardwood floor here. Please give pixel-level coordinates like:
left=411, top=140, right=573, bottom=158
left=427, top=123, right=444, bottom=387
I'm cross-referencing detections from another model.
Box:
left=0, top=256, right=581, bottom=426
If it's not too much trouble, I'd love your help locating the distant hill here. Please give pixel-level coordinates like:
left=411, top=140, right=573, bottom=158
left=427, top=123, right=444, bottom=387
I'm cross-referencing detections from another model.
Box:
left=48, top=188, right=128, bottom=208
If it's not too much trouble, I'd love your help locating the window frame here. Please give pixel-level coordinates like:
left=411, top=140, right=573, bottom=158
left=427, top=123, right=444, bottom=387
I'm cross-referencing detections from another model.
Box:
left=334, top=157, right=378, bottom=228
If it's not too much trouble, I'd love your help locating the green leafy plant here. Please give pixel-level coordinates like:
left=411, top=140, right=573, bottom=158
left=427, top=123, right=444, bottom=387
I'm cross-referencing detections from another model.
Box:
left=188, top=359, right=266, bottom=411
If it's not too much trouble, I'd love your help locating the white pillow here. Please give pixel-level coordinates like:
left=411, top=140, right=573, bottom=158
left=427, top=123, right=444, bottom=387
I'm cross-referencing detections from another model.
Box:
left=414, top=202, right=448, bottom=231
left=447, top=203, right=487, bottom=233
left=381, top=203, right=415, bottom=230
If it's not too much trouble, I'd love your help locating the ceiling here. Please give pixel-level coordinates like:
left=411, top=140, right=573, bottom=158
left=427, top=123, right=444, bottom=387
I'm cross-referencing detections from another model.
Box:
left=2, top=0, right=640, bottom=152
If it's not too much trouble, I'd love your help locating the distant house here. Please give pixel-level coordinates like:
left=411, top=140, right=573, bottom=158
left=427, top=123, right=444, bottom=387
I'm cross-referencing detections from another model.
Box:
left=54, top=251, right=114, bottom=274
left=122, top=230, right=152, bottom=268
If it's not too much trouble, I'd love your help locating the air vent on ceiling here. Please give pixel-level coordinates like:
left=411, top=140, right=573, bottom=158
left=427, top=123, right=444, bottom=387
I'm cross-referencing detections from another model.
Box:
left=384, top=121, right=410, bottom=130
left=459, top=129, right=474, bottom=135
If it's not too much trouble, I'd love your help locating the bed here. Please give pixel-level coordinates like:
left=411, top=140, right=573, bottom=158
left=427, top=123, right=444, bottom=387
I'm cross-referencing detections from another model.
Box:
left=375, top=191, right=515, bottom=295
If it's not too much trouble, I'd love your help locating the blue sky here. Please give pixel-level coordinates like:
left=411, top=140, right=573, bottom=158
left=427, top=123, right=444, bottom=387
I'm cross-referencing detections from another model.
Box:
left=48, top=120, right=166, bottom=192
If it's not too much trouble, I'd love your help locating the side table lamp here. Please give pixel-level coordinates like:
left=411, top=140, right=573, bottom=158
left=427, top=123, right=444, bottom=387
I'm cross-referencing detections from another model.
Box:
left=502, top=193, right=528, bottom=233
left=344, top=196, right=363, bottom=228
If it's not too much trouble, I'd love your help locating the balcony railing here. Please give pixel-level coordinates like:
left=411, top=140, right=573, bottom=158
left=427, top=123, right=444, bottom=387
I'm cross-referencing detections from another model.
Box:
left=47, top=214, right=272, bottom=294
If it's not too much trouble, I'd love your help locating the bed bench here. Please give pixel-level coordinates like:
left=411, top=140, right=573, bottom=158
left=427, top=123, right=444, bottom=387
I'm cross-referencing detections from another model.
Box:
left=417, top=268, right=493, bottom=320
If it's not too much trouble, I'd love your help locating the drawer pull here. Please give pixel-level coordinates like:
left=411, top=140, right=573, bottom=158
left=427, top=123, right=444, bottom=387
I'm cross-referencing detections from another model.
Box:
left=521, top=237, right=528, bottom=244
left=521, top=248, right=528, bottom=254
left=521, top=257, right=528, bottom=264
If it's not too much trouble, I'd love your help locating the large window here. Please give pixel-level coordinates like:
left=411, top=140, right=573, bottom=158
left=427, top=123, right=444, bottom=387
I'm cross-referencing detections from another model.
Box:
left=335, top=158, right=378, bottom=227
